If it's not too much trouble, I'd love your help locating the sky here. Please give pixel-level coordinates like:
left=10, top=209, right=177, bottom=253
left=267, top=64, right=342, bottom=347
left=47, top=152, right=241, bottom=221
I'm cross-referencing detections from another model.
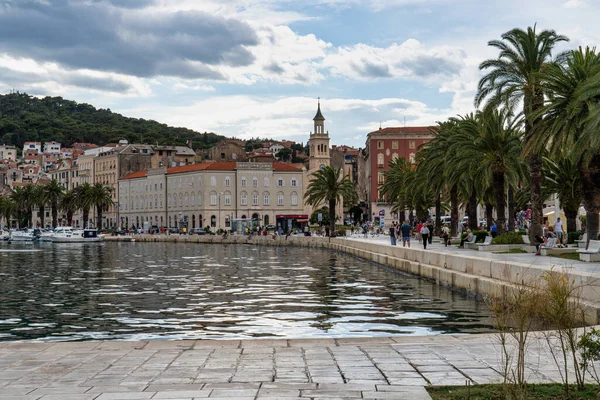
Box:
left=0, top=0, right=597, bottom=148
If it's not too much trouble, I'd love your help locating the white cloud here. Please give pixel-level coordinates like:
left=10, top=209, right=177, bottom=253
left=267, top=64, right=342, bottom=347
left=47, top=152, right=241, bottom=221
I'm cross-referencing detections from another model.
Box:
left=322, top=39, right=466, bottom=83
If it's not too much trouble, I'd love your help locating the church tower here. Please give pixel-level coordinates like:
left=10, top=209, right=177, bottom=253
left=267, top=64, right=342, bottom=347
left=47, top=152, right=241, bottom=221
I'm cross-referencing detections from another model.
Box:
left=308, top=98, right=331, bottom=173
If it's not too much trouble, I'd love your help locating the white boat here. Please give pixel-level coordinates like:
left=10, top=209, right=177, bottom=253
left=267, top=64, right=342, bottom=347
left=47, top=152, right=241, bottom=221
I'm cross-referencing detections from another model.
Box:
left=38, top=229, right=55, bottom=242
left=9, top=228, right=40, bottom=242
left=51, top=228, right=102, bottom=243
left=0, top=229, right=10, bottom=241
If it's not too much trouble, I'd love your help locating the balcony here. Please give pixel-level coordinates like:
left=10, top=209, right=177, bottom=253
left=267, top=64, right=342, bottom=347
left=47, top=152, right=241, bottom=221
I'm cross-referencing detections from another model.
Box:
left=376, top=199, right=387, bottom=205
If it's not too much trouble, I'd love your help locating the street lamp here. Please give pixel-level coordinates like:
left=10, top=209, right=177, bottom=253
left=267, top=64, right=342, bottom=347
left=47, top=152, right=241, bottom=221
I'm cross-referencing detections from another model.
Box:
left=179, top=212, right=182, bottom=231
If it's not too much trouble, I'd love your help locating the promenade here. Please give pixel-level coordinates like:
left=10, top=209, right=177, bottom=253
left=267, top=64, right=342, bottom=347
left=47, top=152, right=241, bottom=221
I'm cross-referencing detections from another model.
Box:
left=1, top=235, right=599, bottom=399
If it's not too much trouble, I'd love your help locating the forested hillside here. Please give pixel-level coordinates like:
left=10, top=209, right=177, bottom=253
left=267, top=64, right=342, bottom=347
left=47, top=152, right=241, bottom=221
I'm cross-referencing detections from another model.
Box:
left=0, top=92, right=226, bottom=151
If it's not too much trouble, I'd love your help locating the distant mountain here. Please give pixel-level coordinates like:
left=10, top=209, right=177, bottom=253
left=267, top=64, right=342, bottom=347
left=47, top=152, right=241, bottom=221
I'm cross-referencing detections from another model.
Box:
left=0, top=92, right=226, bottom=152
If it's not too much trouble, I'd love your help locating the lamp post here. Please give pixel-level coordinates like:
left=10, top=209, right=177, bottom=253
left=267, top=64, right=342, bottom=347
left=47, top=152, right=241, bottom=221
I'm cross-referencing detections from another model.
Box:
left=179, top=212, right=182, bottom=231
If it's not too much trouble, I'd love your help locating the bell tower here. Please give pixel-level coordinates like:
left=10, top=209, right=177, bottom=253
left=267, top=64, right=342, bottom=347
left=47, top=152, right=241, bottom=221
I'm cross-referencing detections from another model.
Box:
left=308, top=98, right=331, bottom=173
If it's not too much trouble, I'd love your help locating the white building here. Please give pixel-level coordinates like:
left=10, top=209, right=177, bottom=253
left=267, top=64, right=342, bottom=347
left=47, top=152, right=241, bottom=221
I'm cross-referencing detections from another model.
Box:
left=43, top=141, right=61, bottom=153
left=118, top=161, right=306, bottom=232
left=23, top=141, right=42, bottom=154
left=0, top=145, right=16, bottom=161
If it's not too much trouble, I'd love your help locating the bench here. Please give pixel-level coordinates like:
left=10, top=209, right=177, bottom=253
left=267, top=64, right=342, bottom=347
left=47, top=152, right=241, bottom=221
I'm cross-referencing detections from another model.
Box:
left=476, top=236, right=494, bottom=251
left=522, top=235, right=530, bottom=245
left=577, top=239, right=600, bottom=262
left=575, top=233, right=588, bottom=249
left=541, top=246, right=578, bottom=256
left=464, top=235, right=479, bottom=250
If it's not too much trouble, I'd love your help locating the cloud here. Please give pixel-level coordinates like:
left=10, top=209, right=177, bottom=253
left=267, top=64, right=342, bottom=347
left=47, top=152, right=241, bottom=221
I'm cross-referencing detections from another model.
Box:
left=323, top=39, right=466, bottom=83
left=0, top=0, right=258, bottom=80
left=0, top=54, right=150, bottom=96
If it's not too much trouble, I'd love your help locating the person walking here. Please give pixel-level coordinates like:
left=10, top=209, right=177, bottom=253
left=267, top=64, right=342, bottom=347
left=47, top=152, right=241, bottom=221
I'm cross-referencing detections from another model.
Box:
left=427, top=220, right=434, bottom=244
left=389, top=222, right=397, bottom=246
left=420, top=223, right=430, bottom=250
left=553, top=217, right=565, bottom=244
left=416, top=221, right=423, bottom=243
left=490, top=221, right=497, bottom=238
left=400, top=220, right=412, bottom=248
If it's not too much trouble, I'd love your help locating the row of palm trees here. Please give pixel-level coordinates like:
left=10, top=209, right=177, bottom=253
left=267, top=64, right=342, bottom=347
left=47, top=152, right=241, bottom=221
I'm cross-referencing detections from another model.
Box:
left=0, top=180, right=113, bottom=229
left=378, top=26, right=600, bottom=244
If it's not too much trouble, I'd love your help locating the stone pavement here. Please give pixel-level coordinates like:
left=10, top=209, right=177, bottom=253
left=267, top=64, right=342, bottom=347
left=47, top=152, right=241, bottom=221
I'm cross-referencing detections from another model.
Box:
left=0, top=333, right=575, bottom=400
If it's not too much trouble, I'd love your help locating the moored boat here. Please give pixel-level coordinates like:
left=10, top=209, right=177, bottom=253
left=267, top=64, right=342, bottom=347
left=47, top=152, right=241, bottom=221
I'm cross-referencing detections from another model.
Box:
left=51, top=228, right=102, bottom=243
left=9, top=228, right=40, bottom=242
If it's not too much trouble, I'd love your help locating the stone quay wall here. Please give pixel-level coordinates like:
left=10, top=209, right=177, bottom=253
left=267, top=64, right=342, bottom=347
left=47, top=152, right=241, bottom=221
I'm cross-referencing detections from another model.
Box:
left=108, top=234, right=600, bottom=324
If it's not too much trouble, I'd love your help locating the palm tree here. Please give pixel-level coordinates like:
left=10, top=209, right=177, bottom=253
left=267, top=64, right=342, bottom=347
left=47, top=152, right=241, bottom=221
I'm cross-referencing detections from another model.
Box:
left=542, top=154, right=582, bottom=235
left=305, top=166, right=354, bottom=236
left=45, top=179, right=64, bottom=228
left=59, top=189, right=78, bottom=227
left=380, top=157, right=412, bottom=220
left=34, top=185, right=49, bottom=228
left=9, top=187, right=27, bottom=228
left=75, top=182, right=94, bottom=228
left=0, top=196, right=15, bottom=228
left=90, top=183, right=113, bottom=229
left=476, top=25, right=569, bottom=241
left=451, top=109, right=524, bottom=234
left=534, top=46, right=600, bottom=245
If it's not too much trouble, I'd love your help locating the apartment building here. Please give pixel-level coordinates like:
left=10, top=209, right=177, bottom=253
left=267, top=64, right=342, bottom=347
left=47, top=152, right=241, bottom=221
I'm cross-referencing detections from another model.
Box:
left=0, top=145, right=17, bottom=162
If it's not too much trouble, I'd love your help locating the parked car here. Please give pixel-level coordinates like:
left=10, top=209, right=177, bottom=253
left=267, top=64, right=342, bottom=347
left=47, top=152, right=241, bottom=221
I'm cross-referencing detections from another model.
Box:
left=188, top=228, right=206, bottom=235
left=167, top=227, right=180, bottom=234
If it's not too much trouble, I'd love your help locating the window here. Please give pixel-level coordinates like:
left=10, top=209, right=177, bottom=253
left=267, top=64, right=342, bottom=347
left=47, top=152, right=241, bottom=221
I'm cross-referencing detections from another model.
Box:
left=392, top=152, right=398, bottom=160
left=264, top=177, right=269, bottom=187
left=378, top=171, right=385, bottom=184
left=225, top=194, right=231, bottom=205
left=184, top=193, right=189, bottom=206
left=225, top=216, right=231, bottom=228
left=277, top=178, right=284, bottom=187
left=291, top=178, right=297, bottom=187
left=409, top=153, right=416, bottom=164
left=210, top=193, right=217, bottom=205
left=241, top=192, right=247, bottom=206
left=263, top=193, right=270, bottom=205
left=377, top=141, right=384, bottom=149
left=291, top=192, right=298, bottom=206
left=225, top=176, right=231, bottom=187
left=191, top=193, right=195, bottom=206
left=252, top=192, right=259, bottom=205
left=241, top=177, right=247, bottom=186
left=197, top=191, right=203, bottom=206
left=409, top=141, right=416, bottom=149
left=179, top=193, right=183, bottom=207
left=252, top=177, right=258, bottom=187
left=277, top=192, right=284, bottom=205
left=198, top=177, right=202, bottom=186
left=377, top=153, right=384, bottom=168
left=392, top=141, right=398, bottom=149
left=210, top=176, right=216, bottom=186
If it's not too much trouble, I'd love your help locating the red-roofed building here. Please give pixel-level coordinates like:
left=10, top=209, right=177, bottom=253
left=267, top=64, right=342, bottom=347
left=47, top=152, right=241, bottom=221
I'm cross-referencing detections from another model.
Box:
left=118, top=161, right=306, bottom=232
left=363, top=126, right=435, bottom=225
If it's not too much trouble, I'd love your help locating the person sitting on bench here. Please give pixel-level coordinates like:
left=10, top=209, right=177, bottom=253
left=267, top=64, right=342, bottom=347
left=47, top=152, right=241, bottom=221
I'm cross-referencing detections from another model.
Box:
left=459, top=229, right=473, bottom=248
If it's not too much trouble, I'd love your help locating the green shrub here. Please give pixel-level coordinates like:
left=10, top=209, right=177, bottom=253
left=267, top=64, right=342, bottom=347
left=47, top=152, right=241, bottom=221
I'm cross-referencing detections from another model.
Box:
left=472, top=230, right=489, bottom=243
left=568, top=230, right=585, bottom=244
left=492, top=232, right=524, bottom=245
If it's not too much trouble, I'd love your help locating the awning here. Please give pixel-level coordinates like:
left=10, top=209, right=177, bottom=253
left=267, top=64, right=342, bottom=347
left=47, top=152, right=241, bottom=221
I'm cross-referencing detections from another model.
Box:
left=296, top=219, right=309, bottom=223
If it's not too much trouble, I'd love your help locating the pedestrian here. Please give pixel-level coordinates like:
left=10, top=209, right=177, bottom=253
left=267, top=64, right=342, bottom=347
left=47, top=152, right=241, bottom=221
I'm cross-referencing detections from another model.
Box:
left=553, top=217, right=565, bottom=244
left=459, top=229, right=473, bottom=248
left=400, top=220, right=412, bottom=248
left=416, top=221, right=423, bottom=243
left=490, top=221, right=497, bottom=238
left=420, top=223, right=430, bottom=250
left=389, top=222, right=397, bottom=246
left=427, top=220, right=434, bottom=244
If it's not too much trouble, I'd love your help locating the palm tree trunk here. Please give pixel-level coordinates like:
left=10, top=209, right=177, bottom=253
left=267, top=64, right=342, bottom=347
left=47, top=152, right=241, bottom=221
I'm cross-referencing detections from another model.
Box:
left=468, top=184, right=478, bottom=231
left=52, top=201, right=58, bottom=228
left=564, top=207, right=578, bottom=236
left=67, top=210, right=73, bottom=226
left=400, top=211, right=406, bottom=223
left=580, top=154, right=600, bottom=247
left=508, top=186, right=515, bottom=232
left=450, top=185, right=458, bottom=237
left=83, top=208, right=89, bottom=228
left=434, top=192, right=441, bottom=235
left=97, top=205, right=103, bottom=229
left=493, top=171, right=506, bottom=234
left=529, top=154, right=544, bottom=242
left=328, top=199, right=336, bottom=237
left=39, top=205, right=45, bottom=228
left=486, top=203, right=494, bottom=228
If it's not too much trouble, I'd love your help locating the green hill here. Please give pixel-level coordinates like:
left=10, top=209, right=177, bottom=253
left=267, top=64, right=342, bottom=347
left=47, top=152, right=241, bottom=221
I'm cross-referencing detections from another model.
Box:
left=0, top=92, right=226, bottom=152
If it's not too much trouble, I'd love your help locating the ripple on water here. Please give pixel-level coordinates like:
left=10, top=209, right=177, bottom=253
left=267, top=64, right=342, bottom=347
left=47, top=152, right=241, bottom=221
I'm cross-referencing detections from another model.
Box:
left=0, top=241, right=495, bottom=341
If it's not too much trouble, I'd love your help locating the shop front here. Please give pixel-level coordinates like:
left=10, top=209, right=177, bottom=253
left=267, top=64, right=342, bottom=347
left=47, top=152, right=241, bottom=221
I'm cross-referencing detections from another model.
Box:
left=276, top=214, right=309, bottom=233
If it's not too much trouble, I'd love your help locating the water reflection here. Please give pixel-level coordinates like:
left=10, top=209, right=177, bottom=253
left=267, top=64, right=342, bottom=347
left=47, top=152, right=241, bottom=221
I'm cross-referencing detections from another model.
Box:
left=0, top=241, right=494, bottom=341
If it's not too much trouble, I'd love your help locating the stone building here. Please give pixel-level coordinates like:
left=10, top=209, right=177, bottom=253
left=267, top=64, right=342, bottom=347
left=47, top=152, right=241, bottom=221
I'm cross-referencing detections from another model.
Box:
left=118, top=161, right=305, bottom=232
